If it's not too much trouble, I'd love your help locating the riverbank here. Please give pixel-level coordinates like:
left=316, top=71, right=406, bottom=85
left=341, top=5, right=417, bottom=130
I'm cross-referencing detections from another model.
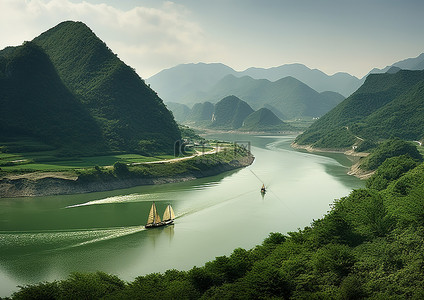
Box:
left=291, top=142, right=372, bottom=179
left=0, top=149, right=254, bottom=198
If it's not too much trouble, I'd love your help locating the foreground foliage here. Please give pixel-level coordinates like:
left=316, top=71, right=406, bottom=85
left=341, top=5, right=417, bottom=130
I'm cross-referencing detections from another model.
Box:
left=5, top=155, right=424, bottom=299
left=359, top=139, right=422, bottom=171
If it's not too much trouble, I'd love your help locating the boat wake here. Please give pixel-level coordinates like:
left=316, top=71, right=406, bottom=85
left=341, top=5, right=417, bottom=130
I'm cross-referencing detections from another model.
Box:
left=65, top=193, right=161, bottom=208
left=55, top=226, right=145, bottom=250
left=175, top=189, right=256, bottom=220
left=0, top=226, right=145, bottom=254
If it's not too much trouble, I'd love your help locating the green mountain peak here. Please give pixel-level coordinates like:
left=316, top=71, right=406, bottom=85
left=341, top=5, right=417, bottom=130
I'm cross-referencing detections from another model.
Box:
left=1, top=21, right=180, bottom=155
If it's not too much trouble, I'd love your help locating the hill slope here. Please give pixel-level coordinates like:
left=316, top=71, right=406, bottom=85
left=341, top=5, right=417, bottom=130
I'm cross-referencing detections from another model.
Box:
left=240, top=108, right=295, bottom=132
left=210, top=96, right=254, bottom=129
left=295, top=70, right=424, bottom=149
left=165, top=102, right=191, bottom=123
left=31, top=21, right=180, bottom=154
left=0, top=42, right=105, bottom=154
left=187, top=101, right=214, bottom=122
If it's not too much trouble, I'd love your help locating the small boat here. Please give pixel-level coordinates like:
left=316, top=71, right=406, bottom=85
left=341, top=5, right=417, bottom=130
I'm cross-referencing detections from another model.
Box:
left=145, top=202, right=175, bottom=228
left=260, top=184, right=266, bottom=194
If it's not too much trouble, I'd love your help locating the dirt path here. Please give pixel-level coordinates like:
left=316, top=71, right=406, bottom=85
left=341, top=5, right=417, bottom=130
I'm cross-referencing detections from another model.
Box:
left=131, top=146, right=223, bottom=165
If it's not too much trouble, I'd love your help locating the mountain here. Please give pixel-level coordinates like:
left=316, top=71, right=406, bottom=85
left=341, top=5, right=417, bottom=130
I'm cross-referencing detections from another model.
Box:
left=392, top=53, right=424, bottom=70
left=386, top=66, right=402, bottom=74
left=165, top=102, right=191, bottom=123
left=366, top=52, right=424, bottom=77
left=263, top=104, right=287, bottom=120
left=210, top=96, right=254, bottom=129
left=147, top=63, right=238, bottom=105
left=295, top=69, right=424, bottom=149
left=147, top=62, right=359, bottom=103
left=240, top=63, right=361, bottom=97
left=0, top=42, right=105, bottom=154
left=188, top=101, right=214, bottom=122
left=206, top=75, right=345, bottom=120
left=15, top=21, right=181, bottom=155
left=240, top=108, right=295, bottom=132
left=148, top=53, right=424, bottom=107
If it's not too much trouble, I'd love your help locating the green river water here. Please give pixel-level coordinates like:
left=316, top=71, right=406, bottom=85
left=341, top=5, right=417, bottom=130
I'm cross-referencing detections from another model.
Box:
left=0, top=134, right=364, bottom=297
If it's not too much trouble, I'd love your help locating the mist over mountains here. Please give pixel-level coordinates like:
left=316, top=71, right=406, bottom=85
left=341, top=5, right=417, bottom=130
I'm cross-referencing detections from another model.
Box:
left=147, top=53, right=424, bottom=106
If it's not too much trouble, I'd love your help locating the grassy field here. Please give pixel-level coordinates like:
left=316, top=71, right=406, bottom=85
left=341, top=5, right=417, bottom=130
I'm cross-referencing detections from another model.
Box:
left=0, top=146, right=204, bottom=173
left=0, top=152, right=183, bottom=172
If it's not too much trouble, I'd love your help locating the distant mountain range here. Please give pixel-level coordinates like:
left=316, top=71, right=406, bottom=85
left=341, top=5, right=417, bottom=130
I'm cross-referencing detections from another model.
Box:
left=205, top=75, right=345, bottom=120
left=295, top=69, right=424, bottom=149
left=147, top=62, right=356, bottom=103
left=165, top=74, right=345, bottom=121
left=0, top=21, right=180, bottom=155
left=147, top=53, right=424, bottom=105
left=368, top=53, right=424, bottom=75
left=169, top=95, right=295, bottom=132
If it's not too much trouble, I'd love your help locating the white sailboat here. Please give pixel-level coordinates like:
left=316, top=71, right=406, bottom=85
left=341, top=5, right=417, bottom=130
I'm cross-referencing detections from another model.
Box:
left=145, top=202, right=175, bottom=228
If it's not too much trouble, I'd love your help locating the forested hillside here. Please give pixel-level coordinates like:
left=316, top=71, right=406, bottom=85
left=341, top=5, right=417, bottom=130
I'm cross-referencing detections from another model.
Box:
left=30, top=21, right=180, bottom=155
left=295, top=70, right=424, bottom=149
left=0, top=42, right=105, bottom=155
left=240, top=108, right=295, bottom=132
left=209, top=96, right=254, bottom=129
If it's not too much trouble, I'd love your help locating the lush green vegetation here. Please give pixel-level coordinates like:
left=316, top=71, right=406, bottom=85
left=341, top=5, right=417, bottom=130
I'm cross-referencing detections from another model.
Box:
left=0, top=152, right=174, bottom=172
left=209, top=95, right=254, bottom=130
left=167, top=99, right=301, bottom=132
left=359, top=139, right=422, bottom=171
left=7, top=149, right=424, bottom=299
left=75, top=144, right=250, bottom=183
left=0, top=42, right=105, bottom=155
left=1, top=21, right=180, bottom=157
left=178, top=125, right=205, bottom=142
left=239, top=108, right=296, bottom=132
left=295, top=70, right=424, bottom=149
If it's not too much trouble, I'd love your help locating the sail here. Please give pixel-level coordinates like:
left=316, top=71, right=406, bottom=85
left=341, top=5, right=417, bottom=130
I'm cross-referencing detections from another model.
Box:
left=162, top=205, right=175, bottom=221
left=147, top=202, right=161, bottom=224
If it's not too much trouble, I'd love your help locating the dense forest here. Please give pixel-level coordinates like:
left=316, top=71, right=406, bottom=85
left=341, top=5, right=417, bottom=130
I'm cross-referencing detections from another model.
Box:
left=0, top=21, right=180, bottom=156
left=7, top=141, right=424, bottom=299
left=295, top=70, right=424, bottom=150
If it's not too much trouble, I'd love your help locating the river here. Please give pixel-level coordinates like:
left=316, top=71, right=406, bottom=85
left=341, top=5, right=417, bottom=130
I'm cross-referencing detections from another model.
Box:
left=0, top=134, right=364, bottom=297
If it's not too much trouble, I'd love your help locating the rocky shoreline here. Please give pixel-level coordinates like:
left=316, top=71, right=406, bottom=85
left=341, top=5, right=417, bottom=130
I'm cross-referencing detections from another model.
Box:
left=0, top=154, right=254, bottom=198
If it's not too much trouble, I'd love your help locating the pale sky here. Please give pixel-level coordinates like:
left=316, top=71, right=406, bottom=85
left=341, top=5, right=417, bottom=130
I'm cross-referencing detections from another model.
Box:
left=1, top=0, right=423, bottom=79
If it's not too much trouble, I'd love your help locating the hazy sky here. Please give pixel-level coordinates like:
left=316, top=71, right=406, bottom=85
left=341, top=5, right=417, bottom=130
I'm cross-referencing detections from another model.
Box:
left=1, top=0, right=424, bottom=79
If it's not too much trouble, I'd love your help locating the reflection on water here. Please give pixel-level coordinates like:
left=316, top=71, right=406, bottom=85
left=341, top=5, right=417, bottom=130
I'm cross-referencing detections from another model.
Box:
left=0, top=134, right=364, bottom=297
